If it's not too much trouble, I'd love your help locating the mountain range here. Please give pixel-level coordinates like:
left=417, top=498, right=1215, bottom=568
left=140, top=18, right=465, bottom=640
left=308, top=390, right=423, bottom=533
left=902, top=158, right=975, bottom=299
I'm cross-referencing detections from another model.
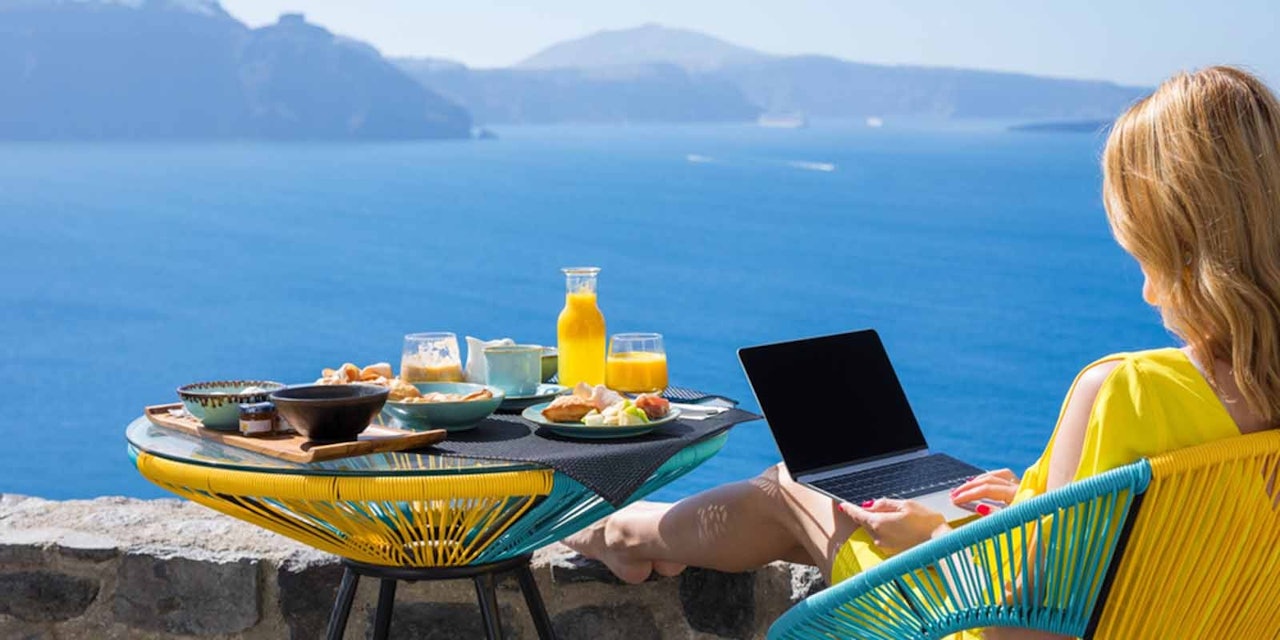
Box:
left=517, top=23, right=769, bottom=72
left=397, top=24, right=1149, bottom=125
left=0, top=4, right=1149, bottom=139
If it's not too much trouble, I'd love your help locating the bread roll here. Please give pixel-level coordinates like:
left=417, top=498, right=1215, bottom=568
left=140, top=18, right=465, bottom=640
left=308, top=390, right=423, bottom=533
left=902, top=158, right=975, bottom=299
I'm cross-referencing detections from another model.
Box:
left=541, top=395, right=595, bottom=423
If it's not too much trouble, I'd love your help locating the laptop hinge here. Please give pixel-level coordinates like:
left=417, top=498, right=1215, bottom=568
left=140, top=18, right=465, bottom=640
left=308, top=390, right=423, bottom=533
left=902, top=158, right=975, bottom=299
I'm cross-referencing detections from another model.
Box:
left=796, top=448, right=931, bottom=484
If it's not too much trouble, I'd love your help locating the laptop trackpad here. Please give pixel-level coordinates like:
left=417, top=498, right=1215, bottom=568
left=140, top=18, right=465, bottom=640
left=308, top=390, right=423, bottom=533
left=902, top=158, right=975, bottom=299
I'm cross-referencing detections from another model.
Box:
left=912, top=491, right=979, bottom=524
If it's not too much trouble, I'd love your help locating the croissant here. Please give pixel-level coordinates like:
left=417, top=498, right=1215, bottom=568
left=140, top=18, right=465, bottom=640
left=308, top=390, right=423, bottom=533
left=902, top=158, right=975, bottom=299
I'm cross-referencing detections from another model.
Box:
left=541, top=395, right=596, bottom=423
left=360, top=362, right=394, bottom=381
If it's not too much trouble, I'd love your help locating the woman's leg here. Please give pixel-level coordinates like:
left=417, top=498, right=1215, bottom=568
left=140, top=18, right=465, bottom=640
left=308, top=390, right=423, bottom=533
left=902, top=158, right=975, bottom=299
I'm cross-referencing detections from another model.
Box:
left=563, top=463, right=858, bottom=583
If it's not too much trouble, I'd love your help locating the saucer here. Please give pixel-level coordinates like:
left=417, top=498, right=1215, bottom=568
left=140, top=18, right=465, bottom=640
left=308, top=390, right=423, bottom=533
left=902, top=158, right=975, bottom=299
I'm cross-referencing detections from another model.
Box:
left=498, top=383, right=570, bottom=411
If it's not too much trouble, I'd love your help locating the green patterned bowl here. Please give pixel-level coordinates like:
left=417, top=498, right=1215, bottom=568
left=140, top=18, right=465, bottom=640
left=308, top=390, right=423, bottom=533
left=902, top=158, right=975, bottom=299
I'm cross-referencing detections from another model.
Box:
left=177, top=380, right=285, bottom=431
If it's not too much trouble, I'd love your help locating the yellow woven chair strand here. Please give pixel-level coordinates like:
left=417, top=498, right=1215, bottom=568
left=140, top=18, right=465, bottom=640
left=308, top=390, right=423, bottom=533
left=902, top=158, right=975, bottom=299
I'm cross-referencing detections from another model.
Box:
left=1094, top=430, right=1280, bottom=639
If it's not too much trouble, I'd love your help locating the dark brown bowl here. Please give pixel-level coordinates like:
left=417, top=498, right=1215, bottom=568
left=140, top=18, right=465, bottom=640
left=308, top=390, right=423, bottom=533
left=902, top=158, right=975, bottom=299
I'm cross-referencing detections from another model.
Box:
left=270, top=384, right=389, bottom=443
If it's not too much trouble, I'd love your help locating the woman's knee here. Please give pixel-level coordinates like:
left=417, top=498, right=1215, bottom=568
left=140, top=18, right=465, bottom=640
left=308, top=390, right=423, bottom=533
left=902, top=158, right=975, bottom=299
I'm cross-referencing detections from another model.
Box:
left=752, top=462, right=803, bottom=500
left=760, top=462, right=843, bottom=516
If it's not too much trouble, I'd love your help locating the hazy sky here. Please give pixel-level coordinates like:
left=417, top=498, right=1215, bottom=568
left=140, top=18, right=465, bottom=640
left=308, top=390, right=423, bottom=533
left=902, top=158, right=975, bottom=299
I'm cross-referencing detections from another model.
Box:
left=220, top=0, right=1278, bottom=86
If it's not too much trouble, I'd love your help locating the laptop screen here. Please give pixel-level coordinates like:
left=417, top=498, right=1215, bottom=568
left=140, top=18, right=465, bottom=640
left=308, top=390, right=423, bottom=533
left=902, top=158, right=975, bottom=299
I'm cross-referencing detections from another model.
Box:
left=738, top=329, right=929, bottom=475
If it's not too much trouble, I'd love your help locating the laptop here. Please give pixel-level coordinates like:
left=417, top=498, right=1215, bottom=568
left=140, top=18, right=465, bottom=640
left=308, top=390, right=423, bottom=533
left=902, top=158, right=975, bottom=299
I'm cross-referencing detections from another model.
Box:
left=738, top=329, right=988, bottom=521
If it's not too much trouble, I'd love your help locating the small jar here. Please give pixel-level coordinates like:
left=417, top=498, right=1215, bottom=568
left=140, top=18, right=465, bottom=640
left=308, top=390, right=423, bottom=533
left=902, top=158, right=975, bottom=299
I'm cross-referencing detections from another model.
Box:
left=238, top=402, right=277, bottom=436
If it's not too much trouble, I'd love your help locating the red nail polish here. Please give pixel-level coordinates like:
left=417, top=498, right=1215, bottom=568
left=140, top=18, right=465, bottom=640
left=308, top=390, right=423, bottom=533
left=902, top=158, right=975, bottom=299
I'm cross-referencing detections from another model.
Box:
left=976, top=504, right=992, bottom=516
left=861, top=500, right=874, bottom=508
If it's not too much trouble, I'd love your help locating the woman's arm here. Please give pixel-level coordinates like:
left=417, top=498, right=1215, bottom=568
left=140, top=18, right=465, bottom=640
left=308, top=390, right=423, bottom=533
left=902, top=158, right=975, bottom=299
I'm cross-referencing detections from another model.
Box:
left=840, top=359, right=1123, bottom=639
left=1040, top=361, right=1118, bottom=491
left=982, top=360, right=1119, bottom=640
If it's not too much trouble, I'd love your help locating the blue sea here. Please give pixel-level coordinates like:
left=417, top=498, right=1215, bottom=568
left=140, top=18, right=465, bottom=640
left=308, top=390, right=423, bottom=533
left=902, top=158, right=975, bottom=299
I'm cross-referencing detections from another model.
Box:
left=0, top=121, right=1172, bottom=502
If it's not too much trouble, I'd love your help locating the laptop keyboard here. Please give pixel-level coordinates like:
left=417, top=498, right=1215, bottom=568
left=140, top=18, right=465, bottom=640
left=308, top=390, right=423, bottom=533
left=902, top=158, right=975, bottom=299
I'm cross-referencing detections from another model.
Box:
left=808, top=454, right=984, bottom=504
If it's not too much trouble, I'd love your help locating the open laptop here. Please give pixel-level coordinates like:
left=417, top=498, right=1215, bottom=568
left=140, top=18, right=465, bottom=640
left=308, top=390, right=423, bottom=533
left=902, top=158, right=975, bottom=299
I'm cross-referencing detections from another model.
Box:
left=738, top=329, right=987, bottom=521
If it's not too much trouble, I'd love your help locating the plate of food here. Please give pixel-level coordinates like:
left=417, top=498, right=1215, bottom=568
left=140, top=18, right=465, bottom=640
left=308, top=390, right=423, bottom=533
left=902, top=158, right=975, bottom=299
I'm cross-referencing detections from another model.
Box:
left=499, top=383, right=570, bottom=412
left=521, top=383, right=679, bottom=439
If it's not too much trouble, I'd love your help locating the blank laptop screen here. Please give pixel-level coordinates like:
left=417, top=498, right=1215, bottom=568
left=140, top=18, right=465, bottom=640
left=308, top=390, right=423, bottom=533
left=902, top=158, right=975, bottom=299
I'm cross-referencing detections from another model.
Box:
left=738, top=330, right=929, bottom=476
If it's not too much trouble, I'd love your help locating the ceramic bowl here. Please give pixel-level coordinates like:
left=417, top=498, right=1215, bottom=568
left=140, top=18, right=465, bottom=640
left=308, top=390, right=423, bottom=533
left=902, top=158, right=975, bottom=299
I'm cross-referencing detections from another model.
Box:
left=177, top=380, right=285, bottom=431
left=270, top=384, right=389, bottom=442
left=540, top=347, right=558, bottom=383
left=384, top=382, right=504, bottom=432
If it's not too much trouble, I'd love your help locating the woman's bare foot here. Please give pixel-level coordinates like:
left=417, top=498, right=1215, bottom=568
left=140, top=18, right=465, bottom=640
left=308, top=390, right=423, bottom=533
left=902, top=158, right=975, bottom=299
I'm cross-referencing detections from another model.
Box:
left=652, top=560, right=687, bottom=577
left=562, top=516, right=655, bottom=584
left=628, top=502, right=686, bottom=577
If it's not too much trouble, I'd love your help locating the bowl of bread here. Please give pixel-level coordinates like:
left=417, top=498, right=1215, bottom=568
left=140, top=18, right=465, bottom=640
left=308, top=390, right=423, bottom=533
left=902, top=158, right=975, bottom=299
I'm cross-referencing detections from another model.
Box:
left=383, top=382, right=504, bottom=432
left=311, top=361, right=504, bottom=431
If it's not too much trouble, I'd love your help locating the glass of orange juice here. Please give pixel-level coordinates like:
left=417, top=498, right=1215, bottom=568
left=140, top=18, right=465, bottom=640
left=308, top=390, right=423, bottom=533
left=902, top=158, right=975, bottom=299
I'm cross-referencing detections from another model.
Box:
left=400, top=332, right=465, bottom=382
left=606, top=333, right=668, bottom=394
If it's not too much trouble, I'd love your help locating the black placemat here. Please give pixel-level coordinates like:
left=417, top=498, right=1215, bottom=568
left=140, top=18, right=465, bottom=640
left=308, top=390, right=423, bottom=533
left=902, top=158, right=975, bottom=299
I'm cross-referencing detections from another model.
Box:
left=662, top=385, right=739, bottom=406
left=428, top=409, right=760, bottom=506
left=544, top=381, right=738, bottom=406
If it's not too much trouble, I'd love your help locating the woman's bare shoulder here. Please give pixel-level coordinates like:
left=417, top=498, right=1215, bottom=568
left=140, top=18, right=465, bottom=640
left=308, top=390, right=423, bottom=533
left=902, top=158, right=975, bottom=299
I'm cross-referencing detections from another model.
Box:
left=1042, top=357, right=1128, bottom=490
left=1070, top=353, right=1131, bottom=396
left=1079, top=358, right=1124, bottom=385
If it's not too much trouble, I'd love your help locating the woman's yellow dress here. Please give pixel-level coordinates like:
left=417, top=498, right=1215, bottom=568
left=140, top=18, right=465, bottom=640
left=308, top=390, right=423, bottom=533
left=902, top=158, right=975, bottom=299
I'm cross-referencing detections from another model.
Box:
left=829, top=347, right=1242, bottom=637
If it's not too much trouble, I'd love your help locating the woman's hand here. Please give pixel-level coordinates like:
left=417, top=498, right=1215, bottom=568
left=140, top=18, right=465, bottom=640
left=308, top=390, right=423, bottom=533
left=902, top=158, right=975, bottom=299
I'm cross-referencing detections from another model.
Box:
left=838, top=499, right=951, bottom=554
left=950, top=469, right=1020, bottom=506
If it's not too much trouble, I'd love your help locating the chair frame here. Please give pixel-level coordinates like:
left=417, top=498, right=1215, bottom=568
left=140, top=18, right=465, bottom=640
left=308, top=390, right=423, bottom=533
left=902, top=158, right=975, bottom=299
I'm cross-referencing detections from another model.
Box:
left=770, top=430, right=1280, bottom=639
left=770, top=463, right=1152, bottom=639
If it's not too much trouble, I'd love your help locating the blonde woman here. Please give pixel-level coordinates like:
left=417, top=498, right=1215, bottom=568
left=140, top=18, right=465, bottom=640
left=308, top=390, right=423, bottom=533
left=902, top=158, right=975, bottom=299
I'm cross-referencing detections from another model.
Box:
left=566, top=66, right=1280, bottom=638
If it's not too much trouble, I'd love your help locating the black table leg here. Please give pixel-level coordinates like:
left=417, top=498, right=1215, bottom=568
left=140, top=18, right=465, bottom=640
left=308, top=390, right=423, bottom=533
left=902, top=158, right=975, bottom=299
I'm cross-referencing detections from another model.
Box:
left=371, top=578, right=398, bottom=640
left=474, top=572, right=504, bottom=639
left=335, top=555, right=546, bottom=640
left=514, top=563, right=557, bottom=639
left=325, top=568, right=360, bottom=640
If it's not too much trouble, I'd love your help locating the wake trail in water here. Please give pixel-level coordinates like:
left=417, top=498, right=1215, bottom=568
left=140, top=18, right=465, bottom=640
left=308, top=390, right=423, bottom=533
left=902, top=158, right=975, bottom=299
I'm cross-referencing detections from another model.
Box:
left=686, top=154, right=837, bottom=173
left=786, top=160, right=837, bottom=172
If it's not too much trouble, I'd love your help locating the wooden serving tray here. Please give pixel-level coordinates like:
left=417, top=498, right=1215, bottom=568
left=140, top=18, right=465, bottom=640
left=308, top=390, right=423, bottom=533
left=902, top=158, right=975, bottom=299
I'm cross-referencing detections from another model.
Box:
left=144, top=403, right=447, bottom=463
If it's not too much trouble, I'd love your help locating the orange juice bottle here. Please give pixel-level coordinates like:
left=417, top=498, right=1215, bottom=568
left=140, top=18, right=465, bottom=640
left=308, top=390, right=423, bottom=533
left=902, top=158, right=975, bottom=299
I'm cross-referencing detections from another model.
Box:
left=557, top=267, right=606, bottom=387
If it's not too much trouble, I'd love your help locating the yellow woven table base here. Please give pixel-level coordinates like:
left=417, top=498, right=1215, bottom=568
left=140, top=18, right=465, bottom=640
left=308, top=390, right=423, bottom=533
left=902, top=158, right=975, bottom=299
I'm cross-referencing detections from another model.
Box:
left=136, top=451, right=555, bottom=567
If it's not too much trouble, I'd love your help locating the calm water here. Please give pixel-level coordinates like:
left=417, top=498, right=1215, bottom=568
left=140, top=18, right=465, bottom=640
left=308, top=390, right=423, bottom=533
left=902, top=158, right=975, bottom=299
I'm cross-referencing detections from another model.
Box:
left=0, top=121, right=1171, bottom=501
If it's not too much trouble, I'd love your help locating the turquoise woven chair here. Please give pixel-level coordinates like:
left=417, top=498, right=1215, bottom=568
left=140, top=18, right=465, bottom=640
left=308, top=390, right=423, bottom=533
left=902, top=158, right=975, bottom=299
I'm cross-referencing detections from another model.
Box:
left=769, top=462, right=1151, bottom=639
left=769, top=429, right=1280, bottom=639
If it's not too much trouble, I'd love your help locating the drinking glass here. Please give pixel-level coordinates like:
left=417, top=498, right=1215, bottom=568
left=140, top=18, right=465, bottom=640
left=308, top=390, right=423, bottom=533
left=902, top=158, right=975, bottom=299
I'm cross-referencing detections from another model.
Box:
left=400, top=332, right=464, bottom=382
left=605, top=333, right=668, bottom=393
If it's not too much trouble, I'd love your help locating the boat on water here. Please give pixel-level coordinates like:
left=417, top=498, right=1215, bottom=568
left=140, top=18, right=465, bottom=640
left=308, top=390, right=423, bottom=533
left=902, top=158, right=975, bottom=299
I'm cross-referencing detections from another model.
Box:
left=757, top=113, right=809, bottom=129
left=865, top=117, right=884, bottom=128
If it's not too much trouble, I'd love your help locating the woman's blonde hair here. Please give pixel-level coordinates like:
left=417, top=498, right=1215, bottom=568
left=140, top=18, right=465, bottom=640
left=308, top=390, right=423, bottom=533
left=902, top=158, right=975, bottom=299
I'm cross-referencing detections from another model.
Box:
left=1103, top=65, right=1280, bottom=424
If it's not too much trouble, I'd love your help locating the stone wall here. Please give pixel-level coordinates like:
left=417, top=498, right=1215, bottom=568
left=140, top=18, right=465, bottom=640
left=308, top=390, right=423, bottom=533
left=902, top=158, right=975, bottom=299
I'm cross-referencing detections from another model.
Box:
left=0, top=495, right=825, bottom=639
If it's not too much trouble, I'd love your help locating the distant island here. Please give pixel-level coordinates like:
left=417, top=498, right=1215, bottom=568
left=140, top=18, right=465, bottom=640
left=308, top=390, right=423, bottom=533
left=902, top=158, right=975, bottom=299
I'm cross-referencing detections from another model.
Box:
left=396, top=24, right=1151, bottom=126
left=0, top=1, right=471, bottom=140
left=0, top=3, right=1148, bottom=139
left=397, top=62, right=760, bottom=125
left=1009, top=120, right=1114, bottom=133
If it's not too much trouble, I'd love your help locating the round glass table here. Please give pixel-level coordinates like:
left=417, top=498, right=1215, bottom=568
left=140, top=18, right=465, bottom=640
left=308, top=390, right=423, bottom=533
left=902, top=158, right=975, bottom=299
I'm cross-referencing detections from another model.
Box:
left=126, top=416, right=728, bottom=640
